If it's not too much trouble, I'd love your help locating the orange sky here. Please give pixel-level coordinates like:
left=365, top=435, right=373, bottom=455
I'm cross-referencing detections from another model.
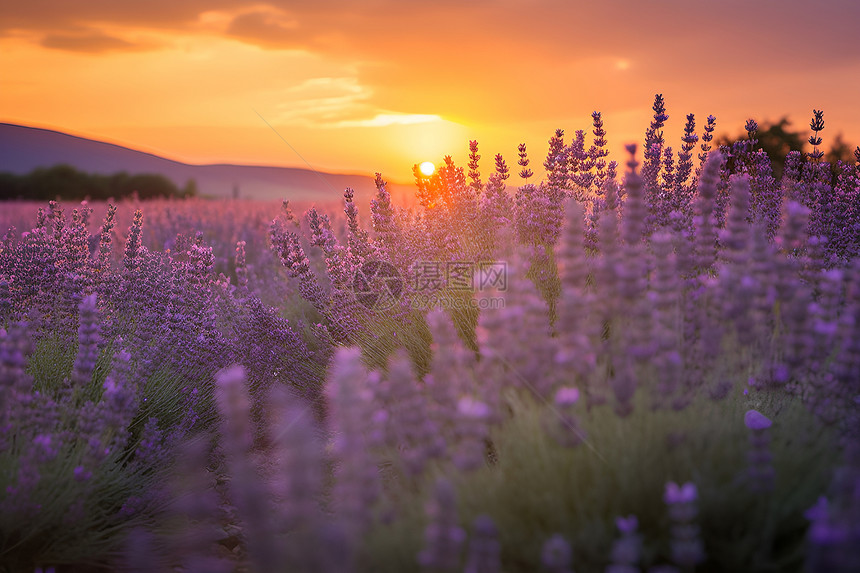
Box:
left=2, top=1, right=859, bottom=183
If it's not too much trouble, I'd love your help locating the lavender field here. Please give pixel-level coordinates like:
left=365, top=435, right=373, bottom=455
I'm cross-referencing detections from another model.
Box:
left=2, top=99, right=860, bottom=572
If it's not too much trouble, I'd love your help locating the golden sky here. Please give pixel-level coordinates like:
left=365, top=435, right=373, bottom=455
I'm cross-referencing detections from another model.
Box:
left=2, top=0, right=859, bottom=183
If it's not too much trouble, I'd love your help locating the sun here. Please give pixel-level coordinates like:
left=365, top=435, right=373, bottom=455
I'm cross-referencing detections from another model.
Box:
left=418, top=161, right=435, bottom=176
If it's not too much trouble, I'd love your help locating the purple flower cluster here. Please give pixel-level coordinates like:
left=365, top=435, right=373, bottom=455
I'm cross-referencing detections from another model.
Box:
left=418, top=478, right=467, bottom=571
left=805, top=442, right=860, bottom=572
left=663, top=481, right=705, bottom=568
left=608, top=515, right=642, bottom=573
left=2, top=95, right=859, bottom=572
left=541, top=534, right=575, bottom=573
left=0, top=198, right=323, bottom=569
left=744, top=409, right=775, bottom=492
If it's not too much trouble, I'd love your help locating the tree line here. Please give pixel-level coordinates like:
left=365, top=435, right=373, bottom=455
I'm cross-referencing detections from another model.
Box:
left=0, top=164, right=197, bottom=201
left=716, top=116, right=857, bottom=180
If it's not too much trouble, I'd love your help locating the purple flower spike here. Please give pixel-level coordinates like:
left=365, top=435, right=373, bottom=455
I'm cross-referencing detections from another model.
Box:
left=541, top=534, right=574, bottom=573
left=457, top=396, right=491, bottom=420
left=745, top=409, right=775, bottom=492
left=616, top=515, right=639, bottom=534
left=554, top=387, right=580, bottom=408
left=664, top=481, right=697, bottom=504
left=610, top=514, right=643, bottom=570
left=804, top=495, right=829, bottom=522
left=664, top=481, right=705, bottom=566
left=744, top=409, right=772, bottom=430
left=74, top=465, right=92, bottom=482
left=418, top=478, right=466, bottom=571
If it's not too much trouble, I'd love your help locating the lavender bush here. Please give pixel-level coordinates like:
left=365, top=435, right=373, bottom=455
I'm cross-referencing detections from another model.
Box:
left=0, top=201, right=322, bottom=570
left=1, top=94, right=859, bottom=572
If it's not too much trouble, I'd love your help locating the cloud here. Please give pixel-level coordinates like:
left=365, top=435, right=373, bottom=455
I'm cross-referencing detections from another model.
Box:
left=263, top=76, right=443, bottom=130
left=225, top=10, right=307, bottom=50
left=327, top=113, right=443, bottom=128
left=5, top=0, right=860, bottom=126
left=7, top=2, right=860, bottom=75
left=40, top=31, right=143, bottom=53
left=269, top=76, right=371, bottom=126
left=0, top=0, right=237, bottom=31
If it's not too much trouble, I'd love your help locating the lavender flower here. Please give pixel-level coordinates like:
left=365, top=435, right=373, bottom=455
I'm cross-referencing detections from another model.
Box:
left=744, top=409, right=775, bottom=492
left=590, top=111, right=611, bottom=190
left=215, top=365, right=282, bottom=570
left=693, top=152, right=724, bottom=272
left=482, top=155, right=514, bottom=228
left=808, top=109, right=825, bottom=161
left=721, top=175, right=752, bottom=261
left=518, top=143, right=534, bottom=180
left=545, top=129, right=569, bottom=191
left=267, top=386, right=329, bottom=571
left=234, top=240, right=248, bottom=291
left=67, top=293, right=101, bottom=390
left=643, top=94, right=669, bottom=201
left=468, top=140, right=483, bottom=193
left=544, top=384, right=587, bottom=448
left=269, top=225, right=328, bottom=315
left=383, top=354, right=447, bottom=476
left=555, top=386, right=580, bottom=407
left=745, top=118, right=759, bottom=139
left=607, top=515, right=642, bottom=573
left=94, top=204, right=117, bottom=276
left=621, top=144, right=647, bottom=247
left=655, top=146, right=677, bottom=225
left=568, top=130, right=592, bottom=197
left=675, top=113, right=698, bottom=194
left=805, top=474, right=860, bottom=572
left=697, top=114, right=717, bottom=171
left=541, top=534, right=574, bottom=573
left=454, top=396, right=492, bottom=471
left=123, top=209, right=144, bottom=275
left=307, top=207, right=337, bottom=251
left=783, top=150, right=804, bottom=185
left=327, top=348, right=380, bottom=536
left=464, top=515, right=501, bottom=573
left=370, top=172, right=400, bottom=253
left=343, top=187, right=372, bottom=258
left=418, top=478, right=466, bottom=572
left=663, top=481, right=705, bottom=568
left=649, top=232, right=683, bottom=406
left=515, top=182, right=564, bottom=248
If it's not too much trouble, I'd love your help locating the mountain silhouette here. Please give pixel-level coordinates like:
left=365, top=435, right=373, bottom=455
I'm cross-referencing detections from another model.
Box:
left=0, top=123, right=411, bottom=203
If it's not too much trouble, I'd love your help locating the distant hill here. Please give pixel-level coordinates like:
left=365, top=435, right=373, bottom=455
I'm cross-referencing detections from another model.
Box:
left=0, top=123, right=412, bottom=203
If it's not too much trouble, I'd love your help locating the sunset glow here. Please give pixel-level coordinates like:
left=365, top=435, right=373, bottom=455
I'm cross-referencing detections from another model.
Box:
left=3, top=3, right=860, bottom=568
left=2, top=1, right=859, bottom=182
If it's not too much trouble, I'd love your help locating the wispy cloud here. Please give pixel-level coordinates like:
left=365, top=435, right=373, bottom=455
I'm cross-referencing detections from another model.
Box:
left=40, top=31, right=144, bottom=53
left=270, top=76, right=370, bottom=126
left=225, top=8, right=306, bottom=50
left=267, top=77, right=442, bottom=130
left=327, top=113, right=442, bottom=128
